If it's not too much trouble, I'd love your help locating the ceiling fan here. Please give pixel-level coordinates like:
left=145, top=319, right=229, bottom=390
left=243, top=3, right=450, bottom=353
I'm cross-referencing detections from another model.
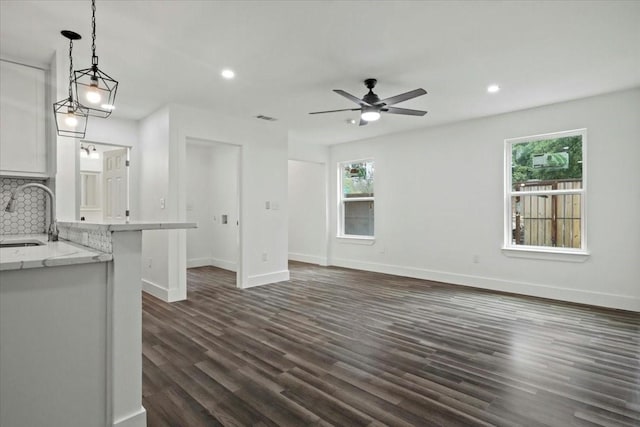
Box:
left=309, top=78, right=427, bottom=126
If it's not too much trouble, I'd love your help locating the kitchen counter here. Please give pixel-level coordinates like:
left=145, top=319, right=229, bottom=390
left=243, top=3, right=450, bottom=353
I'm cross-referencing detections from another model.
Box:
left=0, top=234, right=112, bottom=271
left=1, top=221, right=196, bottom=427
left=57, top=220, right=198, bottom=232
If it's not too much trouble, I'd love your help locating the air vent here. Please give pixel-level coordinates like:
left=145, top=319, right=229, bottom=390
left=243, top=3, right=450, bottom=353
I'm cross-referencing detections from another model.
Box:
left=256, top=114, right=278, bottom=122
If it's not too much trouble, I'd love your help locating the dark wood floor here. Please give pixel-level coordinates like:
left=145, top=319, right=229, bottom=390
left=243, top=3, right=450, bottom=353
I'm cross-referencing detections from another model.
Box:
left=142, top=262, right=640, bottom=427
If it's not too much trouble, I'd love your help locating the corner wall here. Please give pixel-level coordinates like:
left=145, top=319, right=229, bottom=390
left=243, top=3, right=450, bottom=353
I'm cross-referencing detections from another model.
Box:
left=329, top=89, right=640, bottom=311
left=139, top=104, right=289, bottom=301
left=288, top=160, right=328, bottom=265
left=173, top=105, right=289, bottom=290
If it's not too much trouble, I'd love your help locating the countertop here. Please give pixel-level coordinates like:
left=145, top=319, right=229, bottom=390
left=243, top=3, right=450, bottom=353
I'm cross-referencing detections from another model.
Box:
left=57, top=220, right=197, bottom=232
left=0, top=234, right=112, bottom=271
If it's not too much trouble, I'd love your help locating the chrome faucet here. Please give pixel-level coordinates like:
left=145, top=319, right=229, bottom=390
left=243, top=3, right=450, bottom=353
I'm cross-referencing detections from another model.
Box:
left=4, top=183, right=58, bottom=242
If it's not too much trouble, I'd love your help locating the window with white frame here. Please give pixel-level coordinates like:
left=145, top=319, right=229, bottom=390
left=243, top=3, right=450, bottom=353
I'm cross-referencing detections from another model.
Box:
left=339, top=160, right=374, bottom=238
left=505, top=129, right=586, bottom=252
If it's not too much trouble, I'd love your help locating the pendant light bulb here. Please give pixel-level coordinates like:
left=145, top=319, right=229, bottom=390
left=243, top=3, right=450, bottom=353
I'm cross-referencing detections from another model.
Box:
left=65, top=111, right=79, bottom=128
left=86, top=76, right=102, bottom=104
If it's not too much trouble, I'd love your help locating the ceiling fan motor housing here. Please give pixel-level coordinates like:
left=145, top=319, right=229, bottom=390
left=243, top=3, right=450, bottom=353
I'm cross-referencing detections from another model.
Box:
left=363, top=79, right=381, bottom=104
left=363, top=92, right=381, bottom=104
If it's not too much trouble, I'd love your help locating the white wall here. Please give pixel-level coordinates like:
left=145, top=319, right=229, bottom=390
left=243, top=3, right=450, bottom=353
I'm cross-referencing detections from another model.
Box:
left=288, top=160, right=327, bottom=265
left=186, top=143, right=214, bottom=265
left=208, top=142, right=240, bottom=271
left=139, top=104, right=289, bottom=301
left=173, top=105, right=289, bottom=289
left=138, top=107, right=174, bottom=300
left=55, top=139, right=77, bottom=221
left=329, top=89, right=640, bottom=311
left=186, top=140, right=239, bottom=271
left=288, top=140, right=329, bottom=164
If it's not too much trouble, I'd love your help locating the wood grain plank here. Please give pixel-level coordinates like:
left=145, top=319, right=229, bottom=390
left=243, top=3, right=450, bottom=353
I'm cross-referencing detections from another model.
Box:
left=141, top=262, right=640, bottom=426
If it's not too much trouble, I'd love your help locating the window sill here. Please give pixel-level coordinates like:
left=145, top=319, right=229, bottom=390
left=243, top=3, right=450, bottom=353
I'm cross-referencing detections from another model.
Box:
left=502, top=246, right=590, bottom=263
left=336, top=235, right=375, bottom=245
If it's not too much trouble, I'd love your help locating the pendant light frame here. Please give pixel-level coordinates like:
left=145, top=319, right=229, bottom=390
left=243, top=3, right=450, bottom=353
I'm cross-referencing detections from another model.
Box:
left=53, top=30, right=89, bottom=138
left=74, top=0, right=118, bottom=118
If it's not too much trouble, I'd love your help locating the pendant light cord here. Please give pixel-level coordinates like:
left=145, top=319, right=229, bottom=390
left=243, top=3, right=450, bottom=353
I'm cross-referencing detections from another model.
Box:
left=91, top=0, right=98, bottom=66
left=68, top=38, right=74, bottom=100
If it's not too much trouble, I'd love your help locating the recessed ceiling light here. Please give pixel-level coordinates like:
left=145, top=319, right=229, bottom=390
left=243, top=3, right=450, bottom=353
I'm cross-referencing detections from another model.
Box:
left=487, top=84, right=500, bottom=93
left=221, top=69, right=235, bottom=79
left=347, top=119, right=357, bottom=125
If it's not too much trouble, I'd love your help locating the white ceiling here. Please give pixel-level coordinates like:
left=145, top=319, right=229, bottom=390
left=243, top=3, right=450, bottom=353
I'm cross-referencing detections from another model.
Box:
left=1, top=1, right=639, bottom=145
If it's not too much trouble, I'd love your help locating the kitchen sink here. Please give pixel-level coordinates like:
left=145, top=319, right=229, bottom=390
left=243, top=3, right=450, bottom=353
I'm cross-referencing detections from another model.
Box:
left=0, top=240, right=46, bottom=248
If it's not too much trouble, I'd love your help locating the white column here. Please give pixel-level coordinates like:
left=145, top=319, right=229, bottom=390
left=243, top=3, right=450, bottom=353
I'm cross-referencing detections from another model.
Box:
left=109, top=230, right=147, bottom=427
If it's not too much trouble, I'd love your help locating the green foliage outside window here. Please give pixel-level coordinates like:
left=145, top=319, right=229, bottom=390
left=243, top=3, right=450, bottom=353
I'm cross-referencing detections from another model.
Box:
left=343, top=161, right=374, bottom=197
left=511, top=135, right=582, bottom=187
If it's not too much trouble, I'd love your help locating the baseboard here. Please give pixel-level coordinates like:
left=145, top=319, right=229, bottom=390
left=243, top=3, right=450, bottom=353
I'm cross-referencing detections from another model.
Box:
left=187, top=257, right=212, bottom=268
left=187, top=257, right=237, bottom=271
left=288, top=252, right=328, bottom=266
left=330, top=257, right=639, bottom=312
left=112, top=407, right=146, bottom=427
left=141, top=279, right=186, bottom=303
left=244, top=270, right=290, bottom=289
left=210, top=257, right=237, bottom=272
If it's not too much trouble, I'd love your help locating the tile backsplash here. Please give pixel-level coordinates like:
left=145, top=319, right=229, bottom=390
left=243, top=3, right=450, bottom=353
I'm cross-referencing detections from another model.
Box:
left=0, top=177, right=48, bottom=235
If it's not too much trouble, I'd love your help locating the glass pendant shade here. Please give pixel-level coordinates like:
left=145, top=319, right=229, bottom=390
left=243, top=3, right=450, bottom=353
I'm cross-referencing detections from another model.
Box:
left=74, top=0, right=118, bottom=118
left=53, top=98, right=89, bottom=138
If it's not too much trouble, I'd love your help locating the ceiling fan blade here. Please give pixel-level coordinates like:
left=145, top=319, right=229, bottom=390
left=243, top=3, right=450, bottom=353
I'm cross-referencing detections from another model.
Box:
left=334, top=89, right=372, bottom=106
left=359, top=118, right=368, bottom=126
left=377, top=88, right=427, bottom=106
left=309, top=108, right=361, bottom=115
left=383, top=106, right=427, bottom=116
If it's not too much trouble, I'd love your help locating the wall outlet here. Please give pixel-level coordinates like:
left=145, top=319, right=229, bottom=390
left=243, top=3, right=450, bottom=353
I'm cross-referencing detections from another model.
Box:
left=265, top=201, right=270, bottom=210
left=261, top=252, right=268, bottom=262
left=160, top=198, right=166, bottom=209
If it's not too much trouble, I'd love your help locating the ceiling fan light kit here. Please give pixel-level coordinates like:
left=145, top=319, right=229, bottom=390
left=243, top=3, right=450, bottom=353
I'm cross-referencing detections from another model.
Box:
left=361, top=107, right=381, bottom=122
left=310, top=78, right=427, bottom=126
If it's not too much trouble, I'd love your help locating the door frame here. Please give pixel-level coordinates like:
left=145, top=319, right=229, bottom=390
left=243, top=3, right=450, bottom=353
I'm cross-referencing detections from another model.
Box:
left=76, top=139, right=132, bottom=221
left=183, top=137, right=242, bottom=289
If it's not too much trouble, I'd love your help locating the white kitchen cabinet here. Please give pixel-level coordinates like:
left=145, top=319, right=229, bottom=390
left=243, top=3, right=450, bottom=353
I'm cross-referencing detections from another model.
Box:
left=0, top=60, right=48, bottom=177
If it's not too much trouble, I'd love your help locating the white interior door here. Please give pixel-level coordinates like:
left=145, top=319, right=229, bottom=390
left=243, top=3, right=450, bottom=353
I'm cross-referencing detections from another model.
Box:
left=103, top=148, right=128, bottom=222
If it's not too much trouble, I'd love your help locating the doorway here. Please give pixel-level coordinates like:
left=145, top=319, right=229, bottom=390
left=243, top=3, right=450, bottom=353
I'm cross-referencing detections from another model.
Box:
left=79, top=142, right=130, bottom=222
left=185, top=138, right=241, bottom=287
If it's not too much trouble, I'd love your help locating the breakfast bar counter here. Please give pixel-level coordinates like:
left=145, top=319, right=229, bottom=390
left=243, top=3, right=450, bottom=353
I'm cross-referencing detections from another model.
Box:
left=0, top=221, right=196, bottom=427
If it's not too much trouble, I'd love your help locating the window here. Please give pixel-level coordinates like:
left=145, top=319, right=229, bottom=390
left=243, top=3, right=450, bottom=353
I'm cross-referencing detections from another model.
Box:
left=339, top=160, right=374, bottom=238
left=505, top=129, right=586, bottom=253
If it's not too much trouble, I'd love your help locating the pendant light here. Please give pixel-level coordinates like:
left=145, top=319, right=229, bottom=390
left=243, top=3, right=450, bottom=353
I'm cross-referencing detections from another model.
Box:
left=74, top=0, right=118, bottom=117
left=53, top=30, right=89, bottom=138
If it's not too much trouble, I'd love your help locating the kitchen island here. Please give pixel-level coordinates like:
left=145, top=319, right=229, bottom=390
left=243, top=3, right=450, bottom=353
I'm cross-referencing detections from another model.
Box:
left=0, top=221, right=196, bottom=427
